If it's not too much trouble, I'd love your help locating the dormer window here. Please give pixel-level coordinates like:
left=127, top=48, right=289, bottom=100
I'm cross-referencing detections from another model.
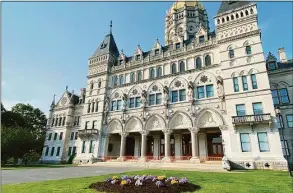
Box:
left=136, top=55, right=141, bottom=60
left=268, top=61, right=276, bottom=70
left=155, top=49, right=160, bottom=56
left=119, top=60, right=123, bottom=65
left=175, top=43, right=180, bottom=49
left=199, top=36, right=205, bottom=43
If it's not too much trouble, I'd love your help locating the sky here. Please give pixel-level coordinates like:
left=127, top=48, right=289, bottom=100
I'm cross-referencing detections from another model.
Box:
left=2, top=1, right=293, bottom=116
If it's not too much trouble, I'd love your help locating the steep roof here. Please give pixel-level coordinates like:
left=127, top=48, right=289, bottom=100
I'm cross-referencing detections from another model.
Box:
left=217, top=1, right=252, bottom=15
left=92, top=33, right=119, bottom=58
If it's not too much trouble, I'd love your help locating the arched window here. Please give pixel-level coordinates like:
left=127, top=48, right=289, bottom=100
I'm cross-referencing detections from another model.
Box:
left=90, top=82, right=94, bottom=90
left=246, top=46, right=252, bottom=55
left=240, top=12, right=244, bottom=17
left=226, top=16, right=229, bottom=21
left=205, top=55, right=211, bottom=66
left=113, top=76, right=118, bottom=86
left=130, top=72, right=135, bottom=83
left=150, top=68, right=155, bottom=79
left=245, top=10, right=249, bottom=16
left=250, top=8, right=254, bottom=14
left=157, top=67, right=162, bottom=78
left=229, top=49, right=235, bottom=59
left=222, top=18, right=225, bottom=23
left=179, top=61, right=185, bottom=72
left=91, top=102, right=95, bottom=112
left=137, top=71, right=142, bottom=81
left=98, top=81, right=101, bottom=88
left=196, top=57, right=202, bottom=69
left=171, top=63, right=177, bottom=74
left=119, top=75, right=124, bottom=85
left=231, top=15, right=234, bottom=20
left=217, top=19, right=220, bottom=24
left=236, top=13, right=239, bottom=19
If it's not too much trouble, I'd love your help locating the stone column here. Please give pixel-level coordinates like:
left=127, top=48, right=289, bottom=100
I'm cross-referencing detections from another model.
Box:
left=189, top=128, right=200, bottom=163
left=139, top=130, right=148, bottom=162
left=117, top=132, right=128, bottom=161
left=153, top=135, right=161, bottom=159
left=101, top=134, right=109, bottom=159
left=174, top=134, right=182, bottom=159
left=162, top=130, right=172, bottom=162
left=134, top=136, right=140, bottom=157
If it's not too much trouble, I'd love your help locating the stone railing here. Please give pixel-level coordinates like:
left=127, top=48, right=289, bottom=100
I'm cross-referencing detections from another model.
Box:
left=78, top=129, right=99, bottom=138
left=232, top=113, right=272, bottom=125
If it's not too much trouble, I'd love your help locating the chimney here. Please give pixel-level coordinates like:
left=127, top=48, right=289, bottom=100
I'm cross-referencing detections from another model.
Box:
left=278, top=47, right=287, bottom=62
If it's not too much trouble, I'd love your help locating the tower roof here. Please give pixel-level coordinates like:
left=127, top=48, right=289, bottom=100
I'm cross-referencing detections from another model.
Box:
left=217, top=1, right=252, bottom=15
left=92, top=33, right=119, bottom=58
left=167, top=0, right=204, bottom=15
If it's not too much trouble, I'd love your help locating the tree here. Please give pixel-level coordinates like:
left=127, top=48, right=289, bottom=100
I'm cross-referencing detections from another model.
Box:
left=23, top=151, right=41, bottom=165
left=1, top=111, right=26, bottom=128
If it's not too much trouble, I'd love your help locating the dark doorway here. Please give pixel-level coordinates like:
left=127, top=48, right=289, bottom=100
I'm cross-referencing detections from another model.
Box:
left=125, top=136, right=135, bottom=156
left=147, top=136, right=154, bottom=156
left=207, top=133, right=223, bottom=158
left=182, top=134, right=191, bottom=156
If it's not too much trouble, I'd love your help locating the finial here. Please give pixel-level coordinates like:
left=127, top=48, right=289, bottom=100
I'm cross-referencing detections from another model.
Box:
left=156, top=38, right=159, bottom=42
left=51, top=94, right=56, bottom=107
left=65, top=86, right=68, bottom=91
left=121, top=49, right=124, bottom=53
left=110, top=20, right=112, bottom=34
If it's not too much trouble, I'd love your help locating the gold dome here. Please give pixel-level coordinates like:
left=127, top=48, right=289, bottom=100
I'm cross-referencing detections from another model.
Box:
left=167, top=0, right=204, bottom=15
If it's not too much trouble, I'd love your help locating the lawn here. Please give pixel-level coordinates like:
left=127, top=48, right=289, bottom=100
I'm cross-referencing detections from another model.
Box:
left=1, top=164, right=77, bottom=170
left=2, top=169, right=292, bottom=193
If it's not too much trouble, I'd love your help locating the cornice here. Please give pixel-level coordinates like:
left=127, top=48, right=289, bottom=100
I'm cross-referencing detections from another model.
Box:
left=218, top=29, right=260, bottom=45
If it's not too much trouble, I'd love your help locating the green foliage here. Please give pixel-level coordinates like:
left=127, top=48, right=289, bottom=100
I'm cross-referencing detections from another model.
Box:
left=23, top=151, right=41, bottom=165
left=67, top=154, right=76, bottom=164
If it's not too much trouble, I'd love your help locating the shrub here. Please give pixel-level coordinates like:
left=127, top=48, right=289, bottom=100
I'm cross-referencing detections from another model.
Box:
left=23, top=151, right=40, bottom=165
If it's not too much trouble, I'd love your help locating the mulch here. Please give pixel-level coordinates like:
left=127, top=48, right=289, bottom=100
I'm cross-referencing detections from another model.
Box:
left=89, top=180, right=200, bottom=193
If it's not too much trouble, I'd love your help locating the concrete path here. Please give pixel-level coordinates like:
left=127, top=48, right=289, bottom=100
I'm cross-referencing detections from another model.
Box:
left=2, top=166, right=142, bottom=185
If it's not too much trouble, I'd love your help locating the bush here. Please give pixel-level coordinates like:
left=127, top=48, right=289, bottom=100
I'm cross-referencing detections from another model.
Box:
left=67, top=154, right=76, bottom=164
left=23, top=151, right=40, bottom=165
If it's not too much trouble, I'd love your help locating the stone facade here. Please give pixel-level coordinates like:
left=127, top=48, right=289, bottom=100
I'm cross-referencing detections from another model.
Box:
left=41, top=1, right=288, bottom=170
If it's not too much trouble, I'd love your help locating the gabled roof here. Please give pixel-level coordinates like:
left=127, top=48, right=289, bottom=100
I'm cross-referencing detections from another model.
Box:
left=92, top=33, right=119, bottom=58
left=217, top=1, right=252, bottom=15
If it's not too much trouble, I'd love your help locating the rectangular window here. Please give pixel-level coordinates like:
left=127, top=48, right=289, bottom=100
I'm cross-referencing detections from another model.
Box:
left=257, top=132, right=270, bottom=152
left=48, top=133, right=52, bottom=141
left=85, top=121, right=89, bottom=129
left=279, top=88, right=289, bottom=104
left=271, top=89, right=280, bottom=105
left=135, top=97, right=141, bottom=107
left=82, top=141, right=86, bottom=153
left=236, top=104, right=246, bottom=116
left=245, top=46, right=252, bottom=55
left=129, top=98, right=135, bottom=108
left=68, top=147, right=72, bottom=156
left=72, top=146, right=76, bottom=155
left=240, top=133, right=251, bottom=152
left=155, top=49, right=159, bottom=56
left=59, top=132, right=63, bottom=140
left=233, top=77, right=239, bottom=92
left=179, top=89, right=186, bottom=101
left=136, top=55, right=141, bottom=60
left=175, top=43, right=180, bottom=49
left=73, top=117, right=77, bottom=126
left=197, top=86, right=205, bottom=99
left=45, top=147, right=49, bottom=156
left=171, top=91, right=178, bottom=103
left=281, top=140, right=290, bottom=156
left=149, top=94, right=155, bottom=105
left=56, top=147, right=61, bottom=156
left=229, top=49, right=234, bottom=58
left=199, top=35, right=204, bottom=43
left=77, top=116, right=80, bottom=125
left=268, top=62, right=276, bottom=70
left=55, top=118, right=58, bottom=126
left=251, top=74, right=258, bottom=89
left=111, top=101, right=117, bottom=111
left=117, top=100, right=122, bottom=110
left=156, top=93, right=162, bottom=104
left=89, top=140, right=94, bottom=153
left=54, top=133, right=57, bottom=140
left=92, top=120, right=97, bottom=129
left=286, top=115, right=293, bottom=128
left=50, top=147, right=55, bottom=156
left=62, top=117, right=66, bottom=126
left=253, top=102, right=263, bottom=115
left=242, top=76, right=248, bottom=91
left=206, top=85, right=214, bottom=98
left=75, top=132, right=78, bottom=140
left=70, top=132, right=74, bottom=140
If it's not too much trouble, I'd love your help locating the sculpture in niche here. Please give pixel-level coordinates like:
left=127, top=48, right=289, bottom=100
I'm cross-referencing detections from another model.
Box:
left=199, top=112, right=216, bottom=127
left=152, top=119, right=161, bottom=129
left=132, top=89, right=138, bottom=95
left=163, top=86, right=169, bottom=106
left=187, top=81, right=194, bottom=102
left=104, top=97, right=110, bottom=112
left=141, top=90, right=148, bottom=108
left=122, top=93, right=127, bottom=111
left=217, top=77, right=225, bottom=101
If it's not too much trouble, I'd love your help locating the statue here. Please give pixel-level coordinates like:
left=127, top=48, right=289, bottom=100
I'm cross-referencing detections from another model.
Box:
left=122, top=93, right=127, bottom=111
left=216, top=77, right=224, bottom=100
left=141, top=90, right=147, bottom=108
left=104, top=97, right=110, bottom=112
left=163, top=86, right=169, bottom=106
left=187, top=81, right=194, bottom=102
left=222, top=156, right=231, bottom=171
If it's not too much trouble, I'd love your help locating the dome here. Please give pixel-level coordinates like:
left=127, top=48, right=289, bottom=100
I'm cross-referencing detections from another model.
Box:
left=167, top=0, right=204, bottom=16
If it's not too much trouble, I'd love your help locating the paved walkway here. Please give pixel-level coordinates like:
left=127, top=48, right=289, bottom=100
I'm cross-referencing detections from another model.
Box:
left=2, top=166, right=142, bottom=184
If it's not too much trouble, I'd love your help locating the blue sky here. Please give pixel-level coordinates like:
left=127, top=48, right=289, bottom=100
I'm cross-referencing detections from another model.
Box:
left=2, top=2, right=292, bottom=115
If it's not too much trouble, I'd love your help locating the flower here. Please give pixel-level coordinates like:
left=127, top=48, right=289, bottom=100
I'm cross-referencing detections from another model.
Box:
left=171, top=180, right=179, bottom=185
left=126, top=179, right=132, bottom=184
left=134, top=175, right=139, bottom=180
left=111, top=179, right=118, bottom=184
left=152, top=177, right=158, bottom=182
left=145, top=175, right=154, bottom=181
left=157, top=175, right=166, bottom=181
left=179, top=177, right=189, bottom=185
left=171, top=177, right=178, bottom=181
left=165, top=178, right=171, bottom=183
left=120, top=180, right=127, bottom=186
left=112, top=176, right=119, bottom=180
left=155, top=181, right=164, bottom=187
left=135, top=179, right=143, bottom=186
left=121, top=175, right=129, bottom=180
left=105, top=178, right=112, bottom=183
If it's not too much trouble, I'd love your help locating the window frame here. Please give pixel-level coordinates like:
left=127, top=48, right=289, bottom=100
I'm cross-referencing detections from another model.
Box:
left=197, top=86, right=205, bottom=99
left=56, top=147, right=61, bottom=156
left=233, top=77, right=239, bottom=92
left=281, top=140, right=290, bottom=156
left=250, top=74, right=258, bottom=89
left=171, top=63, right=177, bottom=74
left=257, top=132, right=270, bottom=152
left=252, top=102, right=263, bottom=115
left=229, top=49, right=235, bottom=59
left=81, top=141, right=86, bottom=153
left=240, top=133, right=251, bottom=152
left=242, top=76, right=248, bottom=91
left=245, top=45, right=252, bottom=55
left=206, top=85, right=214, bottom=98
left=179, top=61, right=185, bottom=72
left=236, top=104, right=246, bottom=116
left=195, top=57, right=202, bottom=69
left=286, top=114, right=293, bottom=128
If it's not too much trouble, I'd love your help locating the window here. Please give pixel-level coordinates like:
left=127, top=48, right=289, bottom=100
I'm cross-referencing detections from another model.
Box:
left=246, top=46, right=251, bottom=55
left=90, top=82, right=94, bottom=90
left=68, top=147, right=72, bottom=156
left=240, top=11, right=244, bottom=17
left=272, top=89, right=279, bottom=105
left=206, top=85, right=214, bottom=98
left=56, top=147, right=61, bottom=156
left=98, top=81, right=101, bottom=88
left=54, top=133, right=57, bottom=140
left=276, top=115, right=284, bottom=128
left=281, top=140, right=290, bottom=156
left=51, top=118, right=55, bottom=127
left=91, top=102, right=95, bottom=112
left=171, top=89, right=185, bottom=103
left=111, top=100, right=122, bottom=111
left=113, top=76, right=118, bottom=86
left=245, top=10, right=249, bottom=16
left=257, top=132, right=270, bottom=152
left=242, top=76, right=248, bottom=91
left=129, top=97, right=141, bottom=108
left=119, top=75, right=124, bottom=85
left=150, top=68, right=155, bottom=78
left=59, top=132, right=63, bottom=140
left=240, top=133, right=251, bottom=152
left=135, top=97, right=141, bottom=108
left=179, top=61, right=185, bottom=72
left=267, top=62, right=276, bottom=70
left=95, top=102, right=99, bottom=112
left=58, top=118, right=62, bottom=126
left=92, top=120, right=97, bottom=129
left=75, top=132, right=78, bottom=140
left=45, top=147, right=49, bottom=156
left=279, top=88, right=289, bottom=104
left=85, top=121, right=90, bottom=129
left=155, top=49, right=160, bottom=56
left=70, top=132, right=74, bottom=140
left=137, top=71, right=142, bottom=81
left=286, top=115, right=293, bottom=128
left=171, top=63, right=177, bottom=74
left=117, top=100, right=122, bottom=110
left=205, top=55, right=211, bottom=66
left=171, top=91, right=178, bottom=103
left=196, top=57, right=202, bottom=69
left=82, top=141, right=86, bottom=153
left=179, top=89, right=186, bottom=101
left=197, top=86, right=205, bottom=99
left=74, top=117, right=78, bottom=126
left=55, top=118, right=58, bottom=126
left=50, top=147, right=55, bottom=156
left=136, top=55, right=141, bottom=60
left=175, top=43, right=180, bottom=49
left=236, top=104, right=246, bottom=116
left=250, top=74, right=258, bottom=89
left=157, top=67, right=162, bottom=77
left=72, top=146, right=76, bottom=155
left=149, top=93, right=162, bottom=106
left=229, top=49, right=234, bottom=58
left=199, top=36, right=204, bottom=43
left=77, top=116, right=80, bottom=125
left=89, top=140, right=94, bottom=153
left=233, top=77, right=239, bottom=92
left=129, top=98, right=135, bottom=108
left=48, top=133, right=52, bottom=141
left=149, top=94, right=155, bottom=106
left=87, top=103, right=91, bottom=113
left=253, top=102, right=263, bottom=115
left=236, top=13, right=239, bottom=19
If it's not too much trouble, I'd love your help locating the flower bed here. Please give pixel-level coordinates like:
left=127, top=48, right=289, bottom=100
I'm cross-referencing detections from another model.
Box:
left=89, top=175, right=200, bottom=193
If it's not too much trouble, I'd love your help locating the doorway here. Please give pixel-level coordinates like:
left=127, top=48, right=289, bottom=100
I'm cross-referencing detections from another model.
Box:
left=206, top=133, right=223, bottom=158
left=125, top=136, right=135, bottom=156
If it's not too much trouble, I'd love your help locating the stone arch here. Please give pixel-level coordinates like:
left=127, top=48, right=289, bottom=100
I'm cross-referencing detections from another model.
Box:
left=248, top=68, right=259, bottom=75
left=270, top=83, right=278, bottom=89
left=278, top=81, right=290, bottom=88
left=169, top=111, right=193, bottom=130
left=147, top=81, right=164, bottom=94
left=194, top=71, right=217, bottom=85
left=195, top=108, right=225, bottom=129
left=239, top=70, right=248, bottom=76
left=227, top=44, right=235, bottom=51
left=169, top=77, right=188, bottom=90
left=110, top=89, right=124, bottom=100
left=108, top=119, right=123, bottom=134
left=231, top=72, right=239, bottom=78
left=125, top=116, right=143, bottom=133
left=145, top=114, right=166, bottom=131
left=128, top=85, right=143, bottom=98
left=243, top=40, right=253, bottom=46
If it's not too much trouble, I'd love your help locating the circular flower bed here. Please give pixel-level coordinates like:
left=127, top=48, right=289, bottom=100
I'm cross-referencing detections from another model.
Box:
left=89, top=175, right=200, bottom=193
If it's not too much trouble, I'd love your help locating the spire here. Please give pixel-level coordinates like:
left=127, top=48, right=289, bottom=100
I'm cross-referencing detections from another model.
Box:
left=65, top=86, right=68, bottom=92
left=217, top=1, right=252, bottom=15
left=110, top=20, right=112, bottom=34
left=50, top=94, right=56, bottom=108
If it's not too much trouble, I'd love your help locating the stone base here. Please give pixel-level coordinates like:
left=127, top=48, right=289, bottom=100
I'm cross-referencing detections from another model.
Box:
left=189, top=157, right=200, bottom=164
left=162, top=157, right=171, bottom=162
left=138, top=157, right=147, bottom=162
left=117, top=157, right=126, bottom=162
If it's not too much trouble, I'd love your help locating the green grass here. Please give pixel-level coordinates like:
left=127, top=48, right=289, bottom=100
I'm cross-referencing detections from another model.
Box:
left=1, top=164, right=77, bottom=170
left=2, top=170, right=292, bottom=193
